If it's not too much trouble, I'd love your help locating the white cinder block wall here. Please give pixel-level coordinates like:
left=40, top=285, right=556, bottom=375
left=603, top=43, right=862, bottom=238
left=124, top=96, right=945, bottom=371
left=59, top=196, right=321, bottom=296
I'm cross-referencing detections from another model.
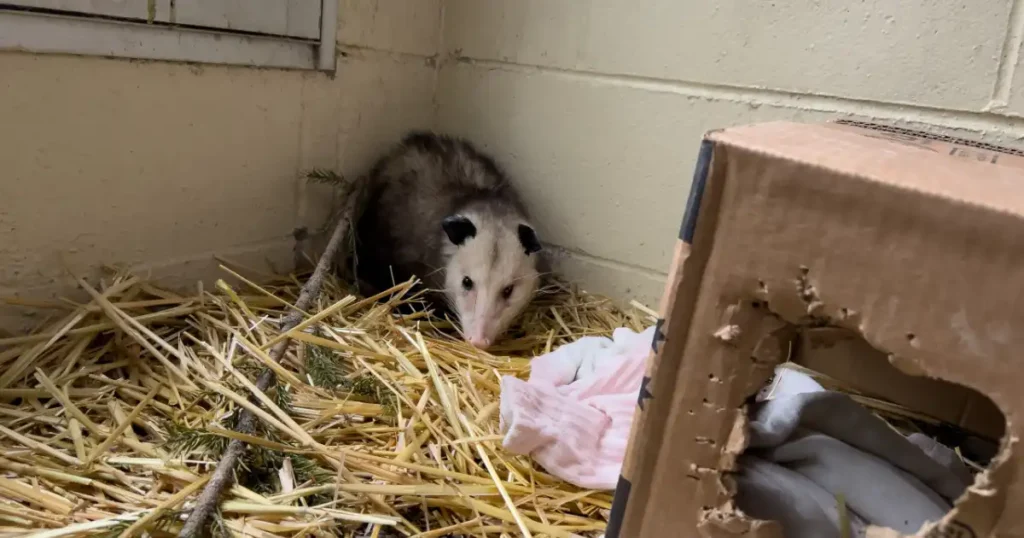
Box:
left=433, top=0, right=1024, bottom=305
left=0, top=0, right=444, bottom=330
left=6, top=0, right=1024, bottom=329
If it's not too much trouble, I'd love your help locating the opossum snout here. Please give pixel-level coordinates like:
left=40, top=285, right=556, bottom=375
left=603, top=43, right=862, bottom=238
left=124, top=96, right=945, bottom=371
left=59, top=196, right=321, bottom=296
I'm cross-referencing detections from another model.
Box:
left=467, top=335, right=493, bottom=350
left=464, top=320, right=495, bottom=349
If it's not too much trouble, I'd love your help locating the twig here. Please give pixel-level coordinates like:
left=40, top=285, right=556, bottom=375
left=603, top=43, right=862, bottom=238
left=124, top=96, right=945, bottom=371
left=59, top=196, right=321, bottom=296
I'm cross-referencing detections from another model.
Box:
left=178, top=178, right=362, bottom=538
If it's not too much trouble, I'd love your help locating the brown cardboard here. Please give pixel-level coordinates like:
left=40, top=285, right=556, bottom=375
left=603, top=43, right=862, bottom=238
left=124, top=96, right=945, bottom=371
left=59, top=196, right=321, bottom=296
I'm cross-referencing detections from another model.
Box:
left=824, top=119, right=1024, bottom=171
left=795, top=326, right=1005, bottom=440
left=606, top=121, right=1023, bottom=538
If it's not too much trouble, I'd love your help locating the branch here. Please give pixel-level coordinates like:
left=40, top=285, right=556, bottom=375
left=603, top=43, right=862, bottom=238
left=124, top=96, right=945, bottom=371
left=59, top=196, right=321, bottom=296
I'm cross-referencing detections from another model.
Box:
left=177, top=178, right=362, bottom=538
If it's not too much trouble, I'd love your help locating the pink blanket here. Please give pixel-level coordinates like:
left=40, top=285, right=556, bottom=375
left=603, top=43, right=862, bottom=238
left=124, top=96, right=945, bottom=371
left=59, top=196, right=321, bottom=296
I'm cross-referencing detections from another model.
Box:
left=499, top=326, right=654, bottom=490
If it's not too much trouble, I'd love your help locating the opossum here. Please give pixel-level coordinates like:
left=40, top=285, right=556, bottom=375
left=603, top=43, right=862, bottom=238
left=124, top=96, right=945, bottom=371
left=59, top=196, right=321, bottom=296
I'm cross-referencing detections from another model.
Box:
left=353, top=131, right=544, bottom=350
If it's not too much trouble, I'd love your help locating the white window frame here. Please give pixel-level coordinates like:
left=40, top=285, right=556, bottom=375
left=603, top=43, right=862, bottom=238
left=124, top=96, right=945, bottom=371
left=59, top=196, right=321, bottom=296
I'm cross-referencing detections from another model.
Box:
left=0, top=0, right=337, bottom=71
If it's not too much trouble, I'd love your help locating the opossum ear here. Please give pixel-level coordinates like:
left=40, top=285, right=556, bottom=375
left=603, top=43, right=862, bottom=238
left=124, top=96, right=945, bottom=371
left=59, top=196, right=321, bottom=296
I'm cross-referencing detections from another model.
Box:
left=518, top=224, right=542, bottom=255
left=442, top=215, right=477, bottom=246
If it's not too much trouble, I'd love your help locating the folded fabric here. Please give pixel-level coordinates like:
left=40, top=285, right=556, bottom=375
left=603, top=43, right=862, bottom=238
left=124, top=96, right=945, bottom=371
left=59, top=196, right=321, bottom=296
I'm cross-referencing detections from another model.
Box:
left=499, top=326, right=655, bottom=490
left=736, top=454, right=869, bottom=538
left=737, top=369, right=974, bottom=538
left=746, top=391, right=972, bottom=502
left=906, top=432, right=976, bottom=488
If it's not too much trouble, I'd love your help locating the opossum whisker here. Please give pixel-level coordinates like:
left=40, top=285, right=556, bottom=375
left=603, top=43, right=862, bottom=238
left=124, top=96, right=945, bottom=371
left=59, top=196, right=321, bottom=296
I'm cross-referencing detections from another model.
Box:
left=448, top=313, right=466, bottom=339
left=421, top=266, right=447, bottom=280
left=421, top=285, right=460, bottom=320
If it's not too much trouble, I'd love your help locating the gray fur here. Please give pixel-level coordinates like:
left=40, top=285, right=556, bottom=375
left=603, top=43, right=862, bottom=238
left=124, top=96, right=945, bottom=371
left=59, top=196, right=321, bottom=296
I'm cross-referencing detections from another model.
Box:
left=353, top=132, right=543, bottom=348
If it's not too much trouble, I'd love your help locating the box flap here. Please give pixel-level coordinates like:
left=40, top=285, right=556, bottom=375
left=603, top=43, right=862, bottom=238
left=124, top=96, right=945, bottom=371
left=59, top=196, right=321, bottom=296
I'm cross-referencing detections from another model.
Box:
left=710, top=121, right=1024, bottom=218
left=826, top=119, right=1024, bottom=170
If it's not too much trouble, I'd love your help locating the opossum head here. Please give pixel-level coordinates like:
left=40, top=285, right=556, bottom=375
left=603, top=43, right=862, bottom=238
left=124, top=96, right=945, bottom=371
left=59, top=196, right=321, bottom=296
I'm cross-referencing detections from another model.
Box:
left=441, top=210, right=542, bottom=350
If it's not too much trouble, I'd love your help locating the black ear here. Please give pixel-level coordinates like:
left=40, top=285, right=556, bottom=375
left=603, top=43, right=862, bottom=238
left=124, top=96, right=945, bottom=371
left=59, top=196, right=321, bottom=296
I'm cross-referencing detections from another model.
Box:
left=442, top=215, right=477, bottom=246
left=518, top=224, right=542, bottom=255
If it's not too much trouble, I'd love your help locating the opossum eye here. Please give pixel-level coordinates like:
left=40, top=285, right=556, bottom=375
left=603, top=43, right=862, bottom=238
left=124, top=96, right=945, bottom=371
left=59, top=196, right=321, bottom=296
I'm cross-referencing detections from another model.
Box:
left=501, top=285, right=514, bottom=299
left=462, top=276, right=474, bottom=291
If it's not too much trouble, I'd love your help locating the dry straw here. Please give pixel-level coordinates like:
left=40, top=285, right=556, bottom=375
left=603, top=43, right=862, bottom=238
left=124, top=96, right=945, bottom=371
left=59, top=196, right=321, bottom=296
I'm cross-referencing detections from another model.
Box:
left=0, top=172, right=984, bottom=537
left=0, top=259, right=650, bottom=537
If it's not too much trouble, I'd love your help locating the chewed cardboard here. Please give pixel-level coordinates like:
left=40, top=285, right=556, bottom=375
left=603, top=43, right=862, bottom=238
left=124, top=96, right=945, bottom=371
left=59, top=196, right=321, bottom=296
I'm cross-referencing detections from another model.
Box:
left=606, top=121, right=1022, bottom=537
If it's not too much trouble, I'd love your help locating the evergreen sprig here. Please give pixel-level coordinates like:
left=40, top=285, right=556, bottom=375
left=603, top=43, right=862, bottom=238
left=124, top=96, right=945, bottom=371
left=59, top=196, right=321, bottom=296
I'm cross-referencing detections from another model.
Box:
left=306, top=169, right=347, bottom=187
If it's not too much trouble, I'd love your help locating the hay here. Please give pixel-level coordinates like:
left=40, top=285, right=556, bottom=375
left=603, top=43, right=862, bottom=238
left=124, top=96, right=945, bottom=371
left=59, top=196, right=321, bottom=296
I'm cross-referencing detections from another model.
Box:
left=0, top=265, right=651, bottom=538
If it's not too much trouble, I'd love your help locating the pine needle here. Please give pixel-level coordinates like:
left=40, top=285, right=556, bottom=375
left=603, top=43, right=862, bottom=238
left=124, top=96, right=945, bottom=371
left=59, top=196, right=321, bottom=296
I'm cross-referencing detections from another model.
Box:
left=305, top=342, right=348, bottom=389
left=305, top=169, right=348, bottom=187
left=837, top=493, right=850, bottom=538
left=93, top=510, right=183, bottom=538
left=164, top=423, right=231, bottom=458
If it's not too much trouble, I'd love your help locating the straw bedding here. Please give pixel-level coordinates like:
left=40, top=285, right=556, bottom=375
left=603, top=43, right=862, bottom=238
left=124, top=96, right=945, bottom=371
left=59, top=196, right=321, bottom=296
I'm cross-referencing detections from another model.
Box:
left=0, top=264, right=654, bottom=538
left=0, top=259, right=993, bottom=537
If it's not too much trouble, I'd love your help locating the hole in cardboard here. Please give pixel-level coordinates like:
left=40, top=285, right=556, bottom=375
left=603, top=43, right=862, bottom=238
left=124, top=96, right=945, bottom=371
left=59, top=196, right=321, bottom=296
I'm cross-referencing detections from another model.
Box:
left=730, top=309, right=1007, bottom=538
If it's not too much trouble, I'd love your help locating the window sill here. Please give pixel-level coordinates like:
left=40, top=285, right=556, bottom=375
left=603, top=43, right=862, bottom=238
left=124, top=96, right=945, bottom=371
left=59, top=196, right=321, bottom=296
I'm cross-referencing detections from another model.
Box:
left=0, top=4, right=336, bottom=71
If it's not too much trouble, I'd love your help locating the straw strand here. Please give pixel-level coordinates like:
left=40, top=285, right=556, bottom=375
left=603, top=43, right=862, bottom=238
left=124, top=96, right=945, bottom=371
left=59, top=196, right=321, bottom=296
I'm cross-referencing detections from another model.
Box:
left=178, top=178, right=362, bottom=538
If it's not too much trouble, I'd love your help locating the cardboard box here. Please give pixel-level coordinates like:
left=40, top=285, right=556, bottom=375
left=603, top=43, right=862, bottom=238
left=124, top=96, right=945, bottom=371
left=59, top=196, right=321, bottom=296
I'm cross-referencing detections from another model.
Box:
left=795, top=326, right=1004, bottom=441
left=606, top=121, right=1021, bottom=538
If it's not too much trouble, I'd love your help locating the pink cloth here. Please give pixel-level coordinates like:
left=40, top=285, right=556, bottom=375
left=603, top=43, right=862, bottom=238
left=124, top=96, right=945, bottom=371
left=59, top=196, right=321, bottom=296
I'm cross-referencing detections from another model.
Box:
left=499, top=326, right=654, bottom=490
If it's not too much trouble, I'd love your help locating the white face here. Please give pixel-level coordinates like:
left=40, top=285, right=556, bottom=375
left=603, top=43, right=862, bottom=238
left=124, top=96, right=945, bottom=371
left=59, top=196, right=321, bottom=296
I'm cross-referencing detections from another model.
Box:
left=442, top=212, right=540, bottom=350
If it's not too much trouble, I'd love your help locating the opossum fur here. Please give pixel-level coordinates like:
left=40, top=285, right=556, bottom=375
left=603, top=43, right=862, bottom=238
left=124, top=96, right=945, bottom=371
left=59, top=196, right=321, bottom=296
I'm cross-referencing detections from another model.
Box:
left=353, top=131, right=544, bottom=349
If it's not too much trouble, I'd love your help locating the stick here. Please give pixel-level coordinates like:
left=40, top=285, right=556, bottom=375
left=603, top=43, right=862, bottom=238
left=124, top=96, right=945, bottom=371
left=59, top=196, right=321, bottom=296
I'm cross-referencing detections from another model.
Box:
left=177, top=178, right=362, bottom=538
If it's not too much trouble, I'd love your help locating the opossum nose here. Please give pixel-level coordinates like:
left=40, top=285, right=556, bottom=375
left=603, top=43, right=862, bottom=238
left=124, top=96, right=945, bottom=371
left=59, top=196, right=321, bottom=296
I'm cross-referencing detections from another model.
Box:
left=467, top=336, right=492, bottom=349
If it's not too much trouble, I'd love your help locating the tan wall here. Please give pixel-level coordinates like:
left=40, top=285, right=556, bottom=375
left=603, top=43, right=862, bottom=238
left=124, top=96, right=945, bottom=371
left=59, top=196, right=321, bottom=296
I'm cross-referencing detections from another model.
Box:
left=8, top=0, right=1024, bottom=328
left=435, top=0, right=1024, bottom=305
left=0, top=0, right=443, bottom=329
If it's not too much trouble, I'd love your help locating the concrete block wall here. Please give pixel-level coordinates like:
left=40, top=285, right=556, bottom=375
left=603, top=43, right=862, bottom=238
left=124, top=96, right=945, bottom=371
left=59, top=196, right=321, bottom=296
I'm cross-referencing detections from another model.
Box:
left=434, top=0, right=1024, bottom=305
left=7, top=0, right=1024, bottom=329
left=0, top=0, right=443, bottom=330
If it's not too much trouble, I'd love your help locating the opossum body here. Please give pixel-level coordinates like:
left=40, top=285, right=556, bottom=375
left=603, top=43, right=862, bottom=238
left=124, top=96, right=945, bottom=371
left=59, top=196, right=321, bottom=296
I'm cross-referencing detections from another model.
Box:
left=353, top=132, right=543, bottom=349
